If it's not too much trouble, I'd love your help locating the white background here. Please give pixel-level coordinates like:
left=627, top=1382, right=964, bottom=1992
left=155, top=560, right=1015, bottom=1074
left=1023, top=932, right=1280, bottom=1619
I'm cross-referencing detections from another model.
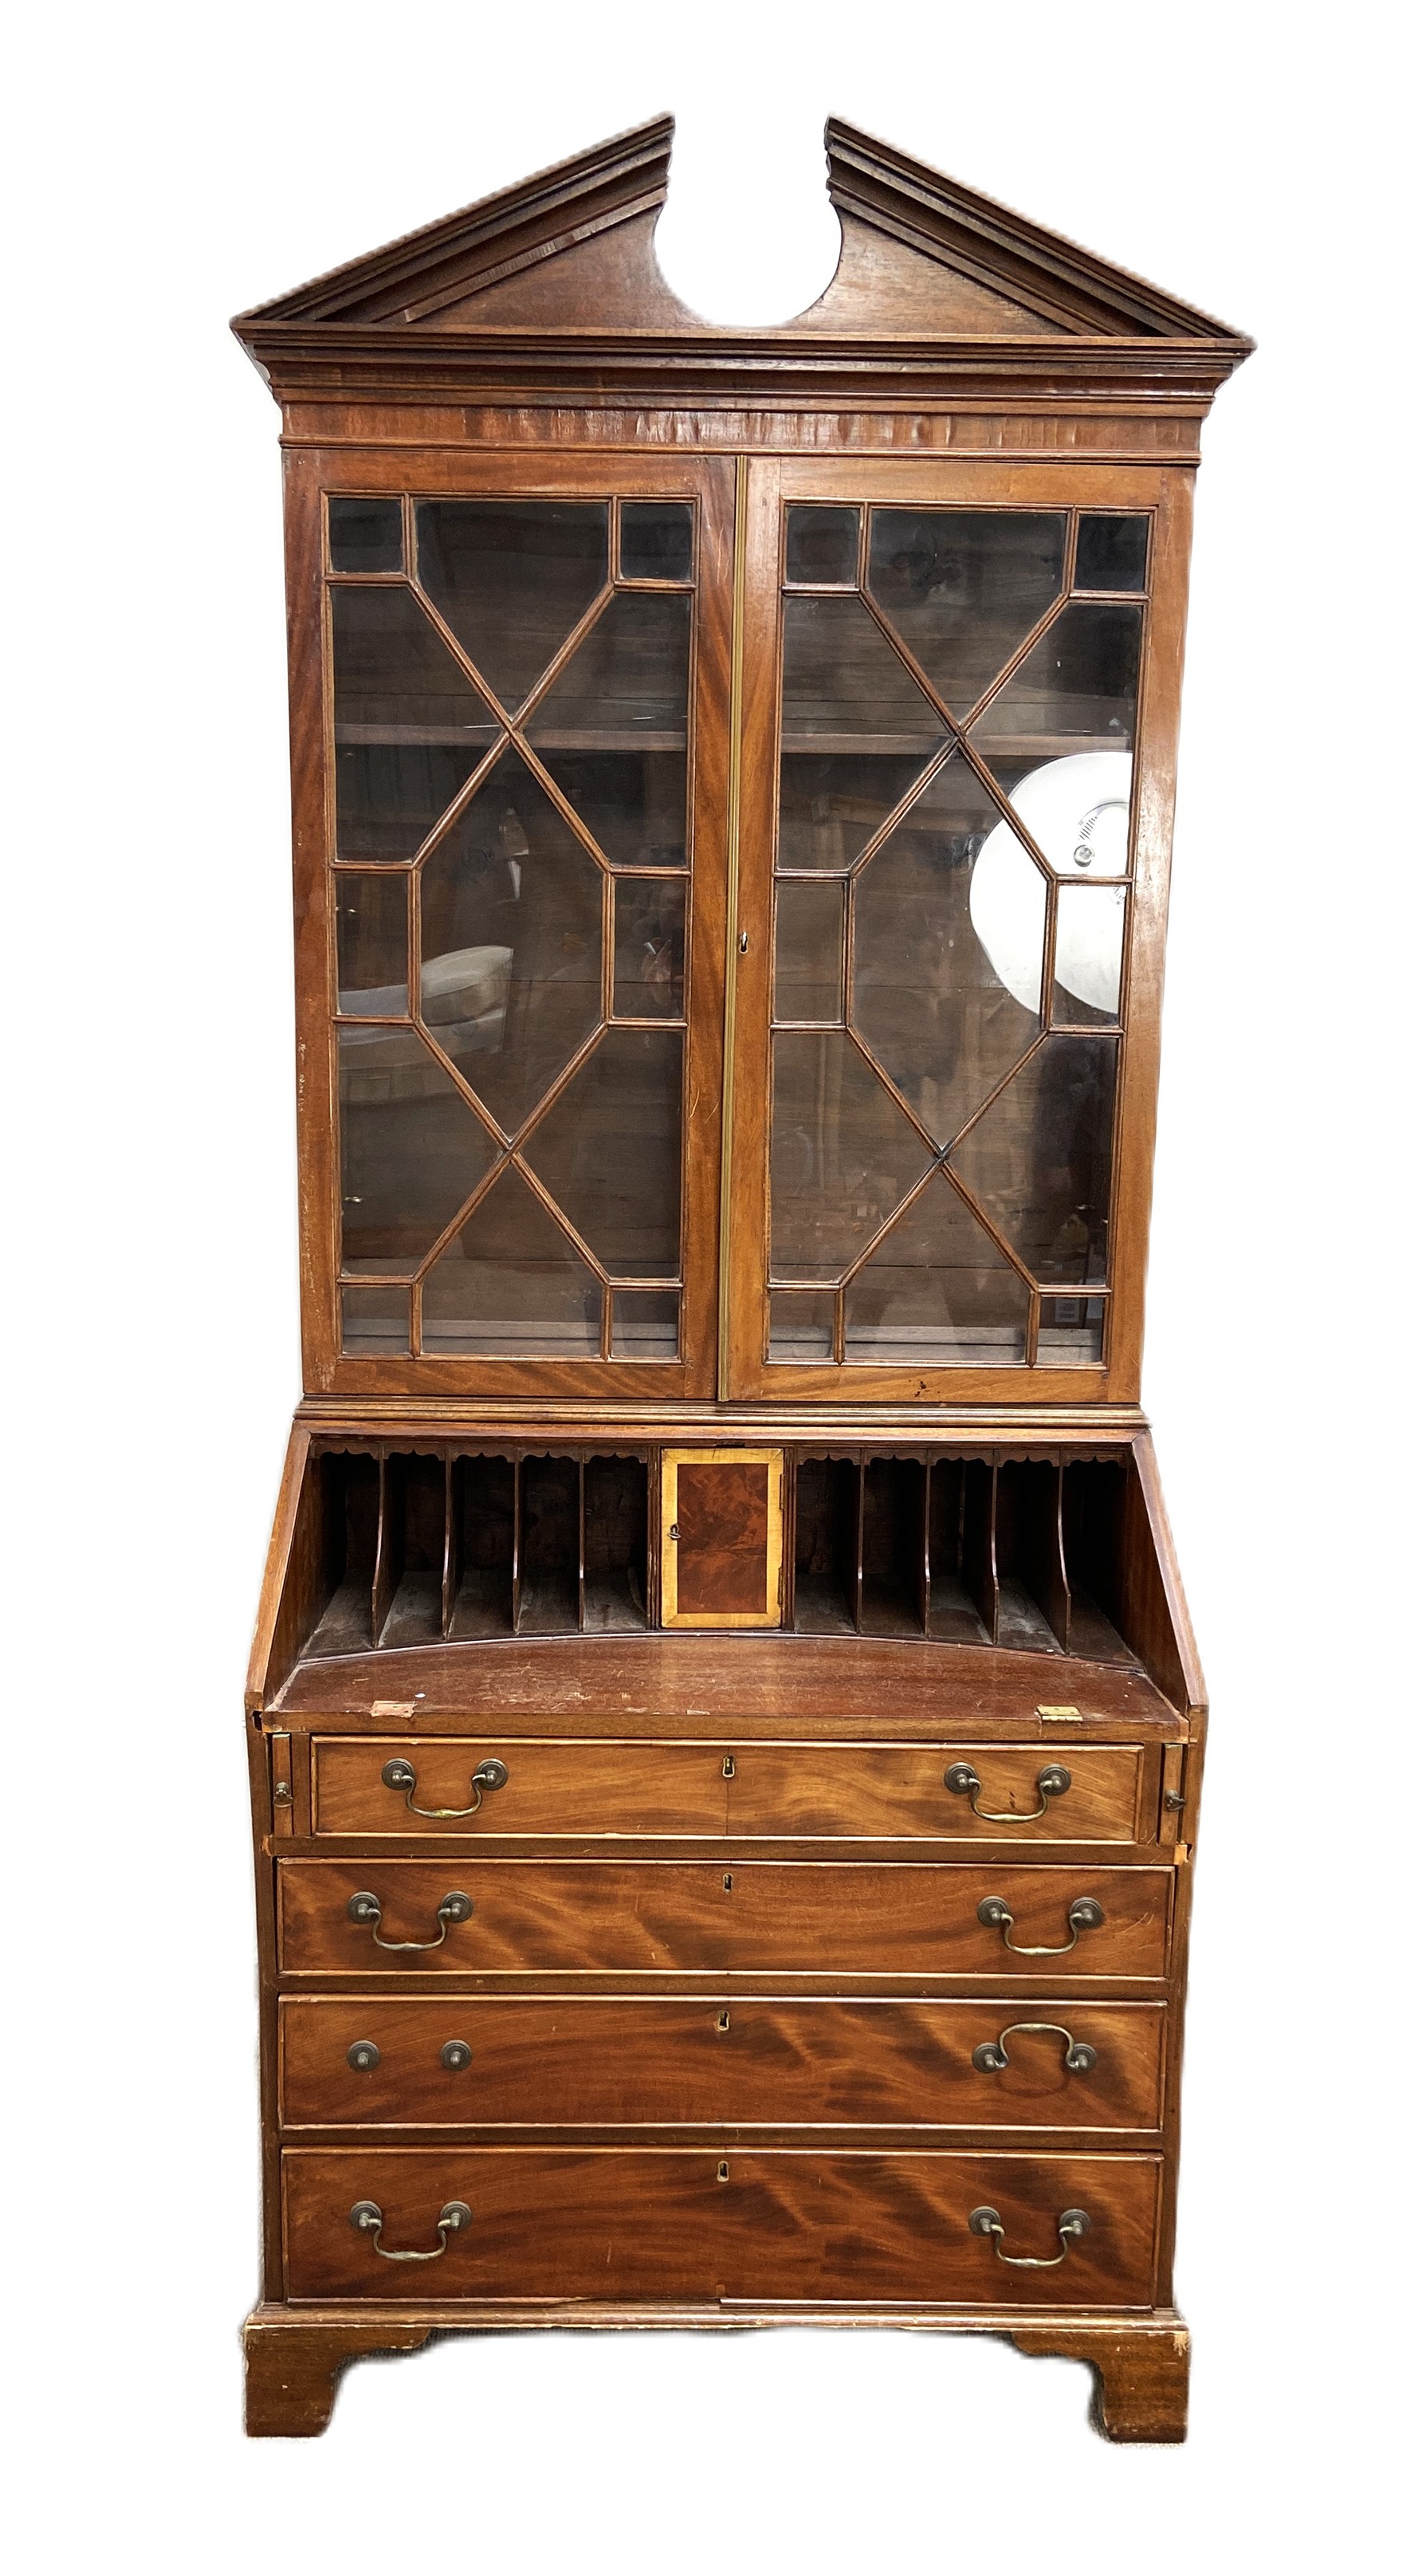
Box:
left=5, top=2, right=1419, bottom=2566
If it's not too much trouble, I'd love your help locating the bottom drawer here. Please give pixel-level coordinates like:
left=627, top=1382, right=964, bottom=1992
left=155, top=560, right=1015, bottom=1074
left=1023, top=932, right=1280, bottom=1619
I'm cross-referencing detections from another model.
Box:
left=283, top=2147, right=1160, bottom=2307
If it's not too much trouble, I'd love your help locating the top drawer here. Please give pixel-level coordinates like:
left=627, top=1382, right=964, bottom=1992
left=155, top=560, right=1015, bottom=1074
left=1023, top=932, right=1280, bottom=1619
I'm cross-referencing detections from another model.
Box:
left=310, top=1737, right=1151, bottom=1843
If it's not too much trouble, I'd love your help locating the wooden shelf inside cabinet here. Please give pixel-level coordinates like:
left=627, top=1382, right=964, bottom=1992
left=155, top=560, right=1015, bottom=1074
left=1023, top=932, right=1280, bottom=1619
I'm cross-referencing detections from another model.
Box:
left=236, top=108, right=1243, bottom=2440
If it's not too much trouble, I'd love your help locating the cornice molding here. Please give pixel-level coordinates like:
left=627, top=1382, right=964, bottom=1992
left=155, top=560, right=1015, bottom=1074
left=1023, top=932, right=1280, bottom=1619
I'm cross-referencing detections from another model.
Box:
left=234, top=116, right=1252, bottom=412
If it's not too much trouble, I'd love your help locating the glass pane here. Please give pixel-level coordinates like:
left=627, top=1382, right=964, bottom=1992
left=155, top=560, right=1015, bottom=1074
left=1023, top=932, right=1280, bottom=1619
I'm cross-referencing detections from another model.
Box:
left=780, top=594, right=946, bottom=878
left=335, top=741, right=491, bottom=864
left=786, top=505, right=859, bottom=585
left=611, top=1290, right=680, bottom=1357
left=845, top=1172, right=1029, bottom=1365
left=530, top=591, right=689, bottom=867
left=329, top=497, right=403, bottom=574
left=530, top=590, right=689, bottom=738
left=1052, top=882, right=1127, bottom=1023
left=620, top=502, right=693, bottom=583
left=781, top=594, right=947, bottom=751
left=768, top=1289, right=835, bottom=1362
left=996, top=748, right=1133, bottom=877
left=950, top=1033, right=1118, bottom=1285
left=338, top=1025, right=497, bottom=1272
left=970, top=603, right=1142, bottom=753
left=1038, top=1294, right=1106, bottom=1363
left=776, top=879, right=844, bottom=1022
left=341, top=1283, right=411, bottom=1354
left=336, top=873, right=409, bottom=1011
left=614, top=879, right=685, bottom=1018
left=332, top=587, right=496, bottom=862
left=853, top=754, right=1043, bottom=1146
left=1074, top=515, right=1149, bottom=592
left=778, top=749, right=932, bottom=874
left=535, top=749, right=686, bottom=869
left=868, top=511, right=1066, bottom=714
left=771, top=1032, right=930, bottom=1280
left=524, top=1029, right=682, bottom=1278
left=414, top=501, right=607, bottom=710
left=418, top=750, right=603, bottom=1139
left=422, top=1166, right=601, bottom=1355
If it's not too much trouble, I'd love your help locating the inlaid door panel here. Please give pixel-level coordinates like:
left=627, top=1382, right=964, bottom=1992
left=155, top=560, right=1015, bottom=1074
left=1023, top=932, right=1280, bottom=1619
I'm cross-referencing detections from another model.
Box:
left=279, top=1994, right=1167, bottom=2132
left=277, top=1859, right=1173, bottom=1978
left=283, top=2145, right=1161, bottom=2305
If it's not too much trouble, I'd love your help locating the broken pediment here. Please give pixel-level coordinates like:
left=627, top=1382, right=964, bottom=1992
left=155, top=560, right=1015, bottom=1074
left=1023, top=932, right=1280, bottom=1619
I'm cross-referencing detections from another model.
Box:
left=233, top=113, right=1251, bottom=408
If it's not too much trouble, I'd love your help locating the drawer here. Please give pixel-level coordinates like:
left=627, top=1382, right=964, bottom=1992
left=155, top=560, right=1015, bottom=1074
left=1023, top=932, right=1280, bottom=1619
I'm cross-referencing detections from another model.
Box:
left=283, top=2145, right=1161, bottom=2306
left=311, top=1736, right=1149, bottom=1842
left=277, top=1860, right=1172, bottom=1979
left=280, top=1995, right=1167, bottom=2131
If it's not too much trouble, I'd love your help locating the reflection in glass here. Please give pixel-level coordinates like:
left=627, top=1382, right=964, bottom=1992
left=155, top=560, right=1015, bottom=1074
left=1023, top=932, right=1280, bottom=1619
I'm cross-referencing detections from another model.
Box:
left=1038, top=1294, right=1106, bottom=1363
left=524, top=1029, right=682, bottom=1277
left=530, top=591, right=689, bottom=866
left=329, top=497, right=403, bottom=574
left=620, top=502, right=693, bottom=583
left=422, top=1166, right=601, bottom=1355
left=611, top=1290, right=680, bottom=1357
left=869, top=511, right=1066, bottom=714
left=951, top=1033, right=1118, bottom=1284
left=845, top=1171, right=1029, bottom=1365
left=852, top=753, right=1043, bottom=1146
left=1074, top=515, right=1149, bottom=593
left=971, top=603, right=1142, bottom=749
left=786, top=505, right=859, bottom=586
left=768, top=1289, right=835, bottom=1362
left=780, top=594, right=945, bottom=878
left=415, top=501, right=607, bottom=709
left=614, top=879, right=685, bottom=1018
left=341, top=1284, right=411, bottom=1354
left=419, top=750, right=603, bottom=1137
left=338, top=1025, right=497, bottom=1272
left=336, top=873, right=409, bottom=1010
left=776, top=879, right=844, bottom=1022
left=771, top=1033, right=930, bottom=1280
left=1051, top=882, right=1126, bottom=1024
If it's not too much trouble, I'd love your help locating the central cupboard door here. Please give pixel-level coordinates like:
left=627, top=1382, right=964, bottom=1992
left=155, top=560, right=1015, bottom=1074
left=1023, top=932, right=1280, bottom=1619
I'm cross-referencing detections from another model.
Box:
left=724, top=457, right=1180, bottom=1406
left=314, top=455, right=736, bottom=1398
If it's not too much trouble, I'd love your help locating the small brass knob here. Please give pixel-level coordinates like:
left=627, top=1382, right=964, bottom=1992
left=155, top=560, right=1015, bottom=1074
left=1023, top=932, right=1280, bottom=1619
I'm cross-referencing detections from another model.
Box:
left=347, top=2039, right=381, bottom=2073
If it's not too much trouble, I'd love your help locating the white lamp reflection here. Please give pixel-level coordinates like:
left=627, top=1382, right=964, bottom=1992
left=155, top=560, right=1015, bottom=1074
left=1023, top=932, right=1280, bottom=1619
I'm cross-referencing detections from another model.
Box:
left=970, top=751, right=1131, bottom=1015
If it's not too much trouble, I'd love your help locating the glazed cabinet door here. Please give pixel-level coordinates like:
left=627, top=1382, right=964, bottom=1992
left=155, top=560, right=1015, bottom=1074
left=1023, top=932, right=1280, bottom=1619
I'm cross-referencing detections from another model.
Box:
left=291, top=453, right=736, bottom=1398
left=724, top=456, right=1191, bottom=1404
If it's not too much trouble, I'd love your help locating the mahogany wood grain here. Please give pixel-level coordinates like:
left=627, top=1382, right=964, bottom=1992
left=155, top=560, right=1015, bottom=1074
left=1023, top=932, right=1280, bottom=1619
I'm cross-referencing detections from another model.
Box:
left=244, top=2309, right=433, bottom=2437
left=277, top=1858, right=1173, bottom=1979
left=1011, top=2314, right=1189, bottom=2442
left=273, top=1626, right=1182, bottom=1732
left=282, top=2145, right=1161, bottom=2305
left=243, top=2294, right=1187, bottom=2438
left=309, top=1734, right=1147, bottom=1841
left=236, top=112, right=1242, bottom=2438
left=278, top=1994, right=1166, bottom=2132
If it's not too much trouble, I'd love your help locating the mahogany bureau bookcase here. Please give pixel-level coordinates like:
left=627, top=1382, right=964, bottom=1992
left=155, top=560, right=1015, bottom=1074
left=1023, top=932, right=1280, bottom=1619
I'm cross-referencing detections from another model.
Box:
left=234, top=116, right=1250, bottom=2440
